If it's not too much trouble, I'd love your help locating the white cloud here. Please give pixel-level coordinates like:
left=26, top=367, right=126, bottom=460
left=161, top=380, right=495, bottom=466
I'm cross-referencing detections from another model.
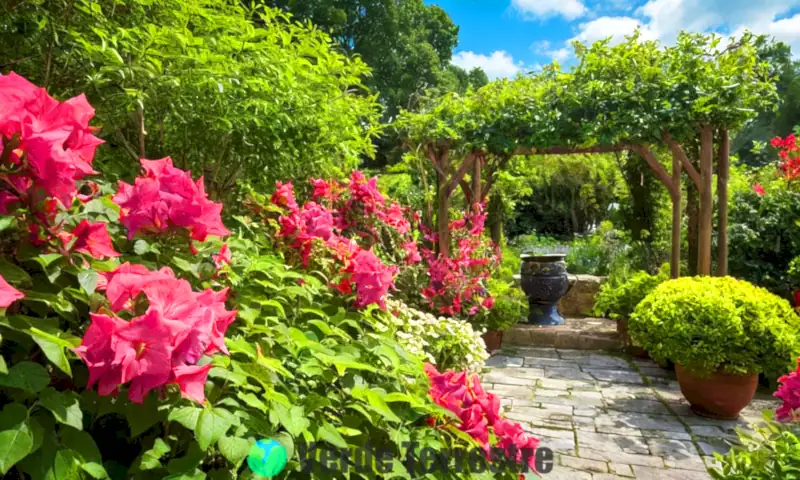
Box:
left=531, top=41, right=571, bottom=62
left=733, top=13, right=800, bottom=57
left=570, top=16, right=653, bottom=45
left=637, top=0, right=800, bottom=44
left=451, top=50, right=525, bottom=80
left=511, top=0, right=587, bottom=20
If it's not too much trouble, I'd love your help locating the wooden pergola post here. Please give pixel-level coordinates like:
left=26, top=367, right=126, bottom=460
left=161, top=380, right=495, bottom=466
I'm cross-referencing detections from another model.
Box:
left=698, top=125, right=714, bottom=275
left=716, top=129, right=730, bottom=277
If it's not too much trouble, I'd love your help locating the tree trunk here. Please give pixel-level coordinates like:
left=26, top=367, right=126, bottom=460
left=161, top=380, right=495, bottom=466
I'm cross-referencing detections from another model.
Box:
left=487, top=192, right=503, bottom=244
left=472, top=155, right=482, bottom=207
left=687, top=181, right=699, bottom=276
left=698, top=125, right=714, bottom=275
left=437, top=172, right=450, bottom=258
left=670, top=151, right=682, bottom=279
left=716, top=129, right=730, bottom=277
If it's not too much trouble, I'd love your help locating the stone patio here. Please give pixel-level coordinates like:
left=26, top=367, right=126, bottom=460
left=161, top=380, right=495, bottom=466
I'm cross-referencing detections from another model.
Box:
left=484, top=346, right=778, bottom=479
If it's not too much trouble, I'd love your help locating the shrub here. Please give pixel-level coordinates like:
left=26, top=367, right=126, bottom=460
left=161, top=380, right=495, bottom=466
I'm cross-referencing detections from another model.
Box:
left=481, top=277, right=527, bottom=331
left=710, top=416, right=800, bottom=480
left=629, top=277, right=800, bottom=377
left=0, top=73, right=532, bottom=479
left=382, top=299, right=488, bottom=372
left=593, top=264, right=669, bottom=319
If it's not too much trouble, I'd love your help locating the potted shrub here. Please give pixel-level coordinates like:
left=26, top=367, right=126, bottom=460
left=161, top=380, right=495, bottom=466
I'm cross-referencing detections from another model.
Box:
left=593, top=264, right=668, bottom=358
left=480, top=279, right=528, bottom=352
left=630, top=277, right=800, bottom=419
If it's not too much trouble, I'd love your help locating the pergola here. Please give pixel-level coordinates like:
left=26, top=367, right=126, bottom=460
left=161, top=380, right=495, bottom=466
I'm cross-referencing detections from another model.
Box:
left=398, top=32, right=777, bottom=278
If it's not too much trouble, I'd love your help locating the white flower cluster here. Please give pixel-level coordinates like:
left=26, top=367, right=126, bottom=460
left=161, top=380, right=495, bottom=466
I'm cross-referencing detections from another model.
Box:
left=383, top=299, right=488, bottom=373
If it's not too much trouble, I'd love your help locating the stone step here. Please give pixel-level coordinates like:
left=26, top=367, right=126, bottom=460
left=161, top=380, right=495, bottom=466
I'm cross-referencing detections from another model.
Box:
left=504, top=318, right=623, bottom=351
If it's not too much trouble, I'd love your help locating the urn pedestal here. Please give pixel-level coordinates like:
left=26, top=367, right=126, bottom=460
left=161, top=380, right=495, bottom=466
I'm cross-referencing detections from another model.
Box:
left=520, top=253, right=570, bottom=326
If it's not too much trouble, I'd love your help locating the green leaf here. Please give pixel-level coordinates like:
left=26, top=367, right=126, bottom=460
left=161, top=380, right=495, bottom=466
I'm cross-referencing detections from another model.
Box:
left=167, top=442, right=204, bottom=475
left=317, top=421, right=348, bottom=449
left=168, top=407, right=202, bottom=431
left=237, top=392, right=267, bottom=412
left=60, top=427, right=107, bottom=478
left=0, top=423, right=34, bottom=474
left=0, top=258, right=31, bottom=286
left=29, top=329, right=74, bottom=376
left=133, top=240, right=150, bottom=256
left=273, top=404, right=309, bottom=438
left=0, top=361, right=50, bottom=393
left=140, top=438, right=171, bottom=470
left=125, top=396, right=162, bottom=437
left=40, top=388, right=83, bottom=430
left=77, top=270, right=99, bottom=295
left=195, top=408, right=233, bottom=450
left=217, top=436, right=250, bottom=467
left=0, top=216, right=15, bottom=232
left=0, top=356, right=7, bottom=375
left=352, top=387, right=401, bottom=423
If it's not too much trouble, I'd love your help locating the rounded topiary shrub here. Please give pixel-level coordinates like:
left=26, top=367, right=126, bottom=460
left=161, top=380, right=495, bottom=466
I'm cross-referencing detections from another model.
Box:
left=630, top=276, right=800, bottom=378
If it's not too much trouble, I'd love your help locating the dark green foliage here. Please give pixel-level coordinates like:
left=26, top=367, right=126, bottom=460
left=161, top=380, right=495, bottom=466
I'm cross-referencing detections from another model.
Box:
left=594, top=264, right=669, bottom=319
left=711, top=416, right=800, bottom=479
left=630, top=277, right=800, bottom=378
left=728, top=181, right=800, bottom=299
left=264, top=0, right=462, bottom=119
left=1, top=0, right=381, bottom=197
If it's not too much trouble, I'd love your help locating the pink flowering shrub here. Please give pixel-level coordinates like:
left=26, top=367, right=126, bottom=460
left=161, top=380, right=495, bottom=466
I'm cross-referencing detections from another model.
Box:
left=258, top=177, right=498, bottom=316
left=0, top=73, right=233, bottom=406
left=420, top=204, right=500, bottom=316
left=425, top=364, right=540, bottom=471
left=256, top=173, right=417, bottom=309
left=775, top=358, right=800, bottom=422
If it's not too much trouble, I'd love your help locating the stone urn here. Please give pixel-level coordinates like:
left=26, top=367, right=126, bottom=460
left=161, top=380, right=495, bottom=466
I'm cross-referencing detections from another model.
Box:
left=520, top=253, right=570, bottom=325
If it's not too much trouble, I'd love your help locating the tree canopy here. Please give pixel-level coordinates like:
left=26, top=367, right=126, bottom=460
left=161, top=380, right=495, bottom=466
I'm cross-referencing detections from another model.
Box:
left=2, top=0, right=381, bottom=196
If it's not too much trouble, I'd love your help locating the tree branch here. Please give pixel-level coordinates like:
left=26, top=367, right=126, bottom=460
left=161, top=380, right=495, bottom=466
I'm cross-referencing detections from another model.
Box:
left=663, top=131, right=701, bottom=191
left=446, top=154, right=474, bottom=197
left=631, top=145, right=678, bottom=198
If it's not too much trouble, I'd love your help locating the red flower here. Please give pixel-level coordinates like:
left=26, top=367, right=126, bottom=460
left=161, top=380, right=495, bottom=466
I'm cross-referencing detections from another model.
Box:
left=171, top=364, right=213, bottom=404
left=310, top=178, right=335, bottom=202
left=65, top=220, right=120, bottom=259
left=0, top=274, right=24, bottom=308
left=752, top=184, right=765, bottom=196
left=345, top=249, right=397, bottom=309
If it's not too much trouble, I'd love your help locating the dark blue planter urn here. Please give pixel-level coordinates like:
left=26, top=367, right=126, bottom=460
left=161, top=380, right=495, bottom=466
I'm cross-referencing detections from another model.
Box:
left=520, top=253, right=569, bottom=326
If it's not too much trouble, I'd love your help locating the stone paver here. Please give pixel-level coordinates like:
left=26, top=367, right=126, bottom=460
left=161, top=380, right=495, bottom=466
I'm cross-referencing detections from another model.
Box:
left=484, top=347, right=779, bottom=479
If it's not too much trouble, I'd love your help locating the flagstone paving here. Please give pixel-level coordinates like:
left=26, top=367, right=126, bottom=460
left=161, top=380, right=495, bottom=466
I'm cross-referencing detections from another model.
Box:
left=484, top=347, right=779, bottom=479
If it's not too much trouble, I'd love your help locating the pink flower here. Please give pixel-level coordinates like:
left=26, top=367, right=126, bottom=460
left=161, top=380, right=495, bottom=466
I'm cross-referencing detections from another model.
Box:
left=0, top=274, right=24, bottom=308
left=113, top=309, right=175, bottom=403
left=104, top=263, right=172, bottom=312
left=0, top=72, right=102, bottom=206
left=401, top=241, right=422, bottom=264
left=376, top=202, right=410, bottom=234
left=65, top=220, right=120, bottom=259
left=298, top=203, right=335, bottom=241
left=213, top=243, right=231, bottom=268
left=348, top=171, right=384, bottom=211
left=75, top=313, right=128, bottom=395
left=113, top=157, right=230, bottom=241
left=310, top=178, right=334, bottom=201
left=270, top=181, right=299, bottom=211
left=345, top=249, right=397, bottom=309
left=172, top=364, right=212, bottom=404
left=776, top=358, right=800, bottom=422
left=753, top=184, right=766, bottom=196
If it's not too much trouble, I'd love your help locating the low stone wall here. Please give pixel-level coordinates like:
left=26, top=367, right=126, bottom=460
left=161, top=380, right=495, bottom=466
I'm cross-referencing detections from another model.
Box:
left=558, top=274, right=606, bottom=317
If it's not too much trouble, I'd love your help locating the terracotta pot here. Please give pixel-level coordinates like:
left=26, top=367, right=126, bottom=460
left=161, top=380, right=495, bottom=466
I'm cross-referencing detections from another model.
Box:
left=482, top=330, right=503, bottom=352
left=675, top=364, right=758, bottom=420
left=616, top=318, right=649, bottom=359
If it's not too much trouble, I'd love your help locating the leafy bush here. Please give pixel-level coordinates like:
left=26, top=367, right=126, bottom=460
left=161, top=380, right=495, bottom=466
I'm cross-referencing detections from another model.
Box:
left=482, top=277, right=527, bottom=331
left=630, top=277, right=800, bottom=377
left=0, top=73, right=533, bottom=479
left=711, top=416, right=800, bottom=479
left=2, top=0, right=381, bottom=196
left=593, top=264, right=669, bottom=319
left=382, top=299, right=488, bottom=372
left=729, top=179, right=800, bottom=298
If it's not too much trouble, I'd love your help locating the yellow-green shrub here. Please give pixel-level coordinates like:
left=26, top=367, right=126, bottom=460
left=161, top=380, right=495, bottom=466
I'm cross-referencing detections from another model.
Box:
left=630, top=277, right=800, bottom=377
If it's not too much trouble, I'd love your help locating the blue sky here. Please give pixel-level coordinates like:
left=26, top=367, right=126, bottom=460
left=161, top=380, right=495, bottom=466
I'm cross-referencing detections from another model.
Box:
left=428, top=0, right=800, bottom=79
